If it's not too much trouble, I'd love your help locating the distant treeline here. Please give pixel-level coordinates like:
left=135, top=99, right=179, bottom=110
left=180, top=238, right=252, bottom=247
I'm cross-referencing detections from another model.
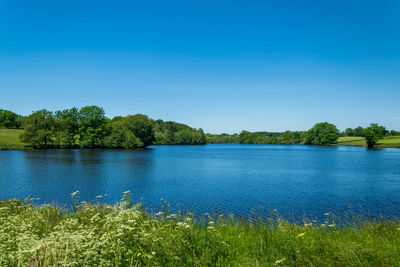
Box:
left=342, top=126, right=399, bottom=137
left=206, top=131, right=306, bottom=145
left=0, top=107, right=205, bottom=148
left=1, top=108, right=398, bottom=148
left=206, top=123, right=398, bottom=148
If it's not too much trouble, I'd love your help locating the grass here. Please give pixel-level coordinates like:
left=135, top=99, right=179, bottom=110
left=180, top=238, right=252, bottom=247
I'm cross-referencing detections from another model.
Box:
left=1, top=192, right=400, bottom=266
left=0, top=128, right=30, bottom=150
left=337, top=136, right=400, bottom=148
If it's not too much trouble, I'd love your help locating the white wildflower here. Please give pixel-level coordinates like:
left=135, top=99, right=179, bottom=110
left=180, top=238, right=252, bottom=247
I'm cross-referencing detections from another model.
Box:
left=275, top=258, right=286, bottom=265
left=71, top=191, right=79, bottom=197
left=296, top=232, right=305, bottom=238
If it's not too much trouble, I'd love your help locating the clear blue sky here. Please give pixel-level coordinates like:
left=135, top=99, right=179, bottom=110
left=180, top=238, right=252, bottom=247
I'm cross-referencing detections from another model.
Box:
left=1, top=0, right=399, bottom=133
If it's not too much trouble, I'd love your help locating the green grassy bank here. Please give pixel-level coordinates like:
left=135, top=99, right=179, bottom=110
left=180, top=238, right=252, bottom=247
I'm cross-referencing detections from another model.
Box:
left=0, top=128, right=29, bottom=150
left=337, top=136, right=400, bottom=148
left=1, top=194, right=400, bottom=266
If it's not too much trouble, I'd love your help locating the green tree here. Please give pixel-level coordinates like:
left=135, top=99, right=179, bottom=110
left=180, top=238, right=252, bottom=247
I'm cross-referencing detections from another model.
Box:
left=0, top=109, right=22, bottom=128
left=20, top=110, right=56, bottom=148
left=344, top=128, right=354, bottom=137
left=305, top=122, right=339, bottom=145
left=239, top=130, right=252, bottom=144
left=55, top=108, right=79, bottom=148
left=78, top=106, right=107, bottom=148
left=364, top=123, right=386, bottom=148
left=281, top=130, right=295, bottom=144
left=368, top=123, right=386, bottom=139
left=104, top=121, right=143, bottom=148
left=354, top=126, right=364, bottom=137
left=197, top=128, right=207, bottom=144
left=118, top=114, right=155, bottom=147
left=364, top=128, right=378, bottom=148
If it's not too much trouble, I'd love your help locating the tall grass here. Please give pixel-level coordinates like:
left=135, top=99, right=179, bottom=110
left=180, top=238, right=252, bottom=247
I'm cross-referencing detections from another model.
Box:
left=0, top=192, right=399, bottom=266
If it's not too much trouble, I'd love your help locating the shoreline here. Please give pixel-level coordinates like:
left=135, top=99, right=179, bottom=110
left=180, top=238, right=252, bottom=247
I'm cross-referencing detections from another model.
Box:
left=2, top=142, right=400, bottom=151
left=1, top=196, right=400, bottom=266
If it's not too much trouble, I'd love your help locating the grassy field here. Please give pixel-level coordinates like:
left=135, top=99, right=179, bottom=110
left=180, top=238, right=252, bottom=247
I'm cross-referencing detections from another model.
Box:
left=337, top=136, right=400, bottom=148
left=0, top=128, right=29, bottom=150
left=0, top=193, right=399, bottom=266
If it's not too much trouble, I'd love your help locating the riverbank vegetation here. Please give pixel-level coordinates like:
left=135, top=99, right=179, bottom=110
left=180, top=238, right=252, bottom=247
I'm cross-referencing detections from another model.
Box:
left=1, top=106, right=206, bottom=149
left=1, top=107, right=399, bottom=149
left=207, top=123, right=399, bottom=148
left=1, top=193, right=399, bottom=266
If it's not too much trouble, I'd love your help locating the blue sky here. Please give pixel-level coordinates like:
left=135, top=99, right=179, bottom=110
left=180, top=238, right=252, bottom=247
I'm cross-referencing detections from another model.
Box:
left=1, top=0, right=399, bottom=133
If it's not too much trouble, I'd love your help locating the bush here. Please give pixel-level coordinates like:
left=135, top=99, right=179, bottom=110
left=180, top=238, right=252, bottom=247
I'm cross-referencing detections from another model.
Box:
left=305, top=122, right=339, bottom=145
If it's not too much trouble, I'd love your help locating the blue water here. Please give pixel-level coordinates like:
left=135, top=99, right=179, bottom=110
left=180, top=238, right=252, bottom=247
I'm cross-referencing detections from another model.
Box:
left=1, top=144, right=400, bottom=219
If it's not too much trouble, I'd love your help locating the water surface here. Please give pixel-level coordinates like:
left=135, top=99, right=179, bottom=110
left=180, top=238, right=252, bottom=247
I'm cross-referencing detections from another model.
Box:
left=1, top=144, right=400, bottom=219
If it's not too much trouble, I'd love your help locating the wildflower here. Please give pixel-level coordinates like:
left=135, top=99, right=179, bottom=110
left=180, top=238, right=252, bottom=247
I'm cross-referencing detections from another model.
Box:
left=275, top=258, right=286, bottom=265
left=296, top=232, right=305, bottom=238
left=90, top=213, right=100, bottom=222
left=151, top=251, right=156, bottom=255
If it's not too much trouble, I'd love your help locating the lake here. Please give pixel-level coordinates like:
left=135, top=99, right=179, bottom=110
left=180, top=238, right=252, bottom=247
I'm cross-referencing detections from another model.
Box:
left=1, top=144, right=400, bottom=219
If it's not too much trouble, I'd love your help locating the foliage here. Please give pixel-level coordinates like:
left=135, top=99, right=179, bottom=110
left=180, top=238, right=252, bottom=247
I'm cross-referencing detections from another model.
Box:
left=54, top=107, right=80, bottom=148
left=364, top=123, right=386, bottom=148
left=121, top=114, right=155, bottom=147
left=5, top=107, right=399, bottom=149
left=154, top=120, right=206, bottom=145
left=1, top=196, right=400, bottom=266
left=0, top=109, right=23, bottom=128
left=364, top=128, right=378, bottom=148
left=305, top=122, right=339, bottom=145
left=20, top=110, right=57, bottom=148
left=237, top=130, right=305, bottom=145
left=354, top=126, right=365, bottom=137
left=19, top=106, right=156, bottom=149
left=206, top=133, right=239, bottom=144
left=78, top=106, right=108, bottom=148
left=104, top=120, right=144, bottom=149
left=344, top=128, right=355, bottom=137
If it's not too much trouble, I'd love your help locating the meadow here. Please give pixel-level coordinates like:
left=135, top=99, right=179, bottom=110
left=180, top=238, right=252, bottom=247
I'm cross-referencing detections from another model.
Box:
left=1, top=192, right=399, bottom=266
left=337, top=136, right=400, bottom=148
left=0, top=128, right=28, bottom=150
